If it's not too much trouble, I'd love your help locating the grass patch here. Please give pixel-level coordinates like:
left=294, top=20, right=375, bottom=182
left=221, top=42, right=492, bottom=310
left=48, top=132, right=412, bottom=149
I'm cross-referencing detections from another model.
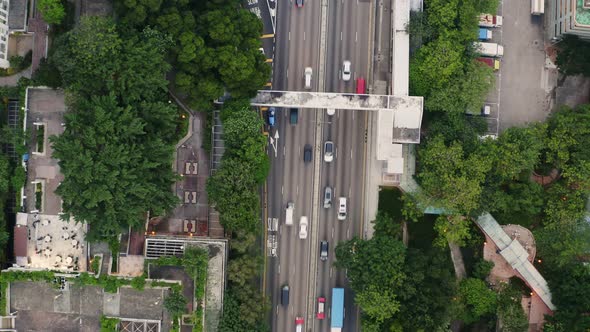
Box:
left=90, top=255, right=101, bottom=274
left=174, top=107, right=190, bottom=143
left=378, top=187, right=404, bottom=223
left=36, top=125, right=45, bottom=153
left=35, top=182, right=42, bottom=210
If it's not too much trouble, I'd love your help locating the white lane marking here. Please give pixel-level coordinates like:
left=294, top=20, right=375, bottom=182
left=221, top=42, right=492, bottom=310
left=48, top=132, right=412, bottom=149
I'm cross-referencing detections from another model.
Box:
left=281, top=185, right=284, bottom=195
left=355, top=31, right=358, bottom=42
left=352, top=111, right=355, bottom=120
left=296, top=185, right=299, bottom=197
left=350, top=149, right=353, bottom=159
left=347, top=228, right=350, bottom=239
left=331, top=227, right=335, bottom=239
left=335, top=147, right=338, bottom=160
left=278, top=263, right=281, bottom=274
left=330, top=267, right=333, bottom=278
left=286, top=69, right=289, bottom=79
left=288, top=31, right=291, bottom=41
left=276, top=305, right=278, bottom=316
left=349, top=185, right=352, bottom=198
left=283, top=145, right=286, bottom=156
left=340, top=31, right=343, bottom=41
left=304, top=31, right=306, bottom=41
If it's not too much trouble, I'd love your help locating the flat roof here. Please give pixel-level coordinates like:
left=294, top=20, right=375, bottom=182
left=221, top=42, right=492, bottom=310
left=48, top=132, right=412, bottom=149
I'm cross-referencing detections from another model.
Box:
left=8, top=0, right=27, bottom=31
left=9, top=281, right=169, bottom=331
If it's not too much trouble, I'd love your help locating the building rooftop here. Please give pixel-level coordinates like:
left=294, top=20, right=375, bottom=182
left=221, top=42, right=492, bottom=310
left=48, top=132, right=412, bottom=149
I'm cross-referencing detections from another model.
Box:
left=15, top=212, right=87, bottom=271
left=9, top=281, right=170, bottom=332
left=8, top=0, right=27, bottom=31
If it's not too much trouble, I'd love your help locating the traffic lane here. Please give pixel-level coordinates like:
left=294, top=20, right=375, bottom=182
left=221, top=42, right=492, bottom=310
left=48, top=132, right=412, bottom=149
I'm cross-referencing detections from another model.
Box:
left=273, top=0, right=292, bottom=89
left=324, top=0, right=344, bottom=92
left=286, top=0, right=322, bottom=92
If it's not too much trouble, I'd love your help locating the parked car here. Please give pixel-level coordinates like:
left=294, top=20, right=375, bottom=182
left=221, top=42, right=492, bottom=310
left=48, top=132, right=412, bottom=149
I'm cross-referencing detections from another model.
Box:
left=319, top=241, right=329, bottom=261
left=316, top=297, right=326, bottom=319
left=342, top=60, right=351, bottom=81
left=299, top=217, right=308, bottom=239
left=324, top=141, right=334, bottom=162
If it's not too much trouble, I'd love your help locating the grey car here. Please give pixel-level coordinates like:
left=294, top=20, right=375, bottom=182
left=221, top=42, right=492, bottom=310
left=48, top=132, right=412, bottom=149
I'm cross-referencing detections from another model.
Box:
left=323, top=186, right=332, bottom=208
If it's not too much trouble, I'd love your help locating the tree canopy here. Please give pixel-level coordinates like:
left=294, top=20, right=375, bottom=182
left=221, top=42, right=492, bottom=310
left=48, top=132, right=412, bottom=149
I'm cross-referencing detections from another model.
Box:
left=37, top=0, right=66, bottom=25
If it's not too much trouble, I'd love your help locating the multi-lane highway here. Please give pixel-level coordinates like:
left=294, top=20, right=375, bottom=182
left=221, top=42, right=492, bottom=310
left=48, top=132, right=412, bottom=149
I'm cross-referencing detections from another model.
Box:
left=266, top=0, right=374, bottom=330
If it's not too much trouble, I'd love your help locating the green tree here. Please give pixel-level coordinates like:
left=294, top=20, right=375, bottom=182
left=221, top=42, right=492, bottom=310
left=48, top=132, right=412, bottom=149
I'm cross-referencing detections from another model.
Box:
left=164, top=290, right=187, bottom=316
left=355, top=285, right=401, bottom=322
left=37, top=0, right=65, bottom=25
left=535, top=218, right=590, bottom=267
left=372, top=211, right=402, bottom=239
left=496, top=283, right=529, bottom=332
left=492, top=124, right=546, bottom=180
left=434, top=215, right=473, bottom=247
left=0, top=155, right=9, bottom=194
left=52, top=17, right=122, bottom=95
left=52, top=95, right=178, bottom=240
left=544, top=264, right=590, bottom=331
left=227, top=255, right=260, bottom=287
left=418, top=135, right=492, bottom=214
left=458, top=278, right=497, bottom=323
left=472, top=259, right=494, bottom=279
left=556, top=35, right=590, bottom=77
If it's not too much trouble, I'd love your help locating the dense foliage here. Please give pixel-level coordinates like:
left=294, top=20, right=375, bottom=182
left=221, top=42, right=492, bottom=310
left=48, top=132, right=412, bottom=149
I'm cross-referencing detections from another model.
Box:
left=555, top=35, right=590, bottom=77
left=114, top=0, right=270, bottom=109
left=37, top=0, right=66, bottom=25
left=50, top=17, right=179, bottom=240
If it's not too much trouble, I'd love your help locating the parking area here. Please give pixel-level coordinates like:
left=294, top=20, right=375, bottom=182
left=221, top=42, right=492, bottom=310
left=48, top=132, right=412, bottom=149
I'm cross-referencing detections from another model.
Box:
left=483, top=0, right=558, bottom=134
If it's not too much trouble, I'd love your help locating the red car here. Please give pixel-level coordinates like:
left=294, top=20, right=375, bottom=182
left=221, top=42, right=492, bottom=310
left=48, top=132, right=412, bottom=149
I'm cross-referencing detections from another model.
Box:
left=316, top=297, right=326, bottom=319
left=295, top=317, right=304, bottom=332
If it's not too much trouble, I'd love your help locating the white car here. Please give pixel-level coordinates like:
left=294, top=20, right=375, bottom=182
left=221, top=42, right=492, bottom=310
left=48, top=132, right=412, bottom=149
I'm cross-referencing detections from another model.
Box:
left=299, top=217, right=308, bottom=239
left=324, top=141, right=334, bottom=163
left=337, top=197, right=347, bottom=220
left=304, top=67, right=313, bottom=89
left=342, top=60, right=351, bottom=81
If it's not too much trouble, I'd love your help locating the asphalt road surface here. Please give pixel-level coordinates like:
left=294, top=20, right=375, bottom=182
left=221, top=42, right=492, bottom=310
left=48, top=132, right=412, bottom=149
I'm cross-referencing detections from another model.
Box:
left=267, top=0, right=373, bottom=330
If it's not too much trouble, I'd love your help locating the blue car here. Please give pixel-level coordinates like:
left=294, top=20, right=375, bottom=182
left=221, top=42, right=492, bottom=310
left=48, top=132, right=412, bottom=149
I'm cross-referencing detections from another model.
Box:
left=268, top=107, right=276, bottom=127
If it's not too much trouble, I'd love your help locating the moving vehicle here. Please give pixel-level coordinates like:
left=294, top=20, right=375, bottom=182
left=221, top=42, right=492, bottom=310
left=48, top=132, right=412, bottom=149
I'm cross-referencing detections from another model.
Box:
left=317, top=297, right=326, bottom=319
left=474, top=42, right=504, bottom=57
left=285, top=202, right=294, bottom=226
left=476, top=57, right=500, bottom=71
left=304, top=67, right=312, bottom=89
left=282, top=285, right=290, bottom=306
left=295, top=0, right=304, bottom=7
left=299, top=217, right=308, bottom=239
left=478, top=28, right=492, bottom=40
left=478, top=14, right=503, bottom=27
left=531, top=0, right=544, bottom=15
left=331, top=288, right=344, bottom=332
left=304, top=144, right=312, bottom=163
left=355, top=77, right=366, bottom=94
left=290, top=108, right=299, bottom=124
left=337, top=197, right=347, bottom=220
left=326, top=108, right=335, bottom=116
left=342, top=60, right=351, bottom=81
left=295, top=317, right=304, bottom=332
left=320, top=241, right=329, bottom=261
left=324, top=187, right=332, bottom=208
left=268, top=107, right=276, bottom=127
left=324, top=141, right=334, bottom=162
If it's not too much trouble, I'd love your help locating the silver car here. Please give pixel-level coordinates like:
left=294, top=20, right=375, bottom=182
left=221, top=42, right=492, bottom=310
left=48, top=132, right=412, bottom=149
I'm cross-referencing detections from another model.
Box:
left=323, top=187, right=332, bottom=208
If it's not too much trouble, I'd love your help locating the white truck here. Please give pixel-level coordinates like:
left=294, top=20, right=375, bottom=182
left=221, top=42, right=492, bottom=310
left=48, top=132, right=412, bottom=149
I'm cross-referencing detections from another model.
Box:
left=474, top=42, right=504, bottom=57
left=285, top=202, right=294, bottom=226
left=478, top=14, right=503, bottom=27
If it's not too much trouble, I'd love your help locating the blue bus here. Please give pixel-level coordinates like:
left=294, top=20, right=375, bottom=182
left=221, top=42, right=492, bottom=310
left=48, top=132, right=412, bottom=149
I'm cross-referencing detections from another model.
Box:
left=330, top=288, right=344, bottom=332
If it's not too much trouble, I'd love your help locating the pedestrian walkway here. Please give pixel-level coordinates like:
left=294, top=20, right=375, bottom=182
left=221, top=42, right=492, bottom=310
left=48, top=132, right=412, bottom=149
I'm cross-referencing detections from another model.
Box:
left=27, top=17, right=48, bottom=74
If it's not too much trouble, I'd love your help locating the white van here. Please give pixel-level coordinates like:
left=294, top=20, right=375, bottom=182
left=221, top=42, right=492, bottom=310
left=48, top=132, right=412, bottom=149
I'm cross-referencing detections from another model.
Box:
left=304, top=67, right=312, bottom=89
left=285, top=202, right=294, bottom=226
left=337, top=197, right=347, bottom=220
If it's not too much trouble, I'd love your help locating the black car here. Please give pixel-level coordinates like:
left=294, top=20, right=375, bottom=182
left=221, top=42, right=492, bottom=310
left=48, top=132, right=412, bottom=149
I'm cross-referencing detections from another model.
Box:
left=290, top=108, right=298, bottom=125
left=281, top=285, right=290, bottom=306
left=320, top=241, right=329, bottom=261
left=304, top=144, right=312, bottom=163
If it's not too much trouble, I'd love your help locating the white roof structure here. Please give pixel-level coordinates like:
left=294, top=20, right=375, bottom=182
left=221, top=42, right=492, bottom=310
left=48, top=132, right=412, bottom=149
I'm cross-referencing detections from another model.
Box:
left=249, top=91, right=423, bottom=144
left=477, top=213, right=556, bottom=310
left=392, top=0, right=410, bottom=96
